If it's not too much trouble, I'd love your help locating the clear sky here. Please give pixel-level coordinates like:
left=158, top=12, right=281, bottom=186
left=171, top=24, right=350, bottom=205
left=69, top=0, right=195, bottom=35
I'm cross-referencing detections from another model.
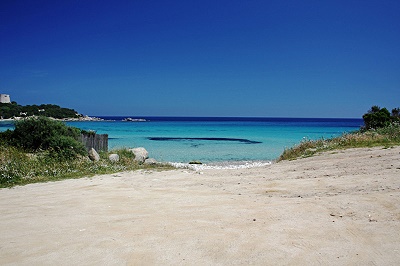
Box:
left=1, top=0, right=399, bottom=118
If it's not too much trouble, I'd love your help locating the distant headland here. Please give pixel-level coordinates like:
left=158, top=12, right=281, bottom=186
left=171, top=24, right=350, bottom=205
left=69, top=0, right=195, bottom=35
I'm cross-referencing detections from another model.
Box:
left=0, top=94, right=103, bottom=121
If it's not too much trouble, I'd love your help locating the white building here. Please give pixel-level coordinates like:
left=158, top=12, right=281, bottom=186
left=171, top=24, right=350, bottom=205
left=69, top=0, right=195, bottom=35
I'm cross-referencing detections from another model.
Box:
left=0, top=94, right=11, bottom=103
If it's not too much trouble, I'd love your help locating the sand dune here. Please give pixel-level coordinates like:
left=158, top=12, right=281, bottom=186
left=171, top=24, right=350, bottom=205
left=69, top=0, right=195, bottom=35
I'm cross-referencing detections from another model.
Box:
left=1, top=146, right=399, bottom=265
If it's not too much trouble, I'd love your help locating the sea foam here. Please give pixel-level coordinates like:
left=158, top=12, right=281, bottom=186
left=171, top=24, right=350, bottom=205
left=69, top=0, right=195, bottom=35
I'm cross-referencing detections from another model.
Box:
left=169, top=160, right=272, bottom=171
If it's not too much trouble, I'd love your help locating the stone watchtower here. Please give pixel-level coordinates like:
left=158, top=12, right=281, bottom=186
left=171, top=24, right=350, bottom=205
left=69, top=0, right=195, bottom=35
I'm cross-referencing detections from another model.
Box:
left=0, top=94, right=11, bottom=103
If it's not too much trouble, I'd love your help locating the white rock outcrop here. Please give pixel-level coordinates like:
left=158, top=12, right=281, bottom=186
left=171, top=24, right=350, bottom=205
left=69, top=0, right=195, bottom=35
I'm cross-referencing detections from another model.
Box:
left=129, top=147, right=149, bottom=163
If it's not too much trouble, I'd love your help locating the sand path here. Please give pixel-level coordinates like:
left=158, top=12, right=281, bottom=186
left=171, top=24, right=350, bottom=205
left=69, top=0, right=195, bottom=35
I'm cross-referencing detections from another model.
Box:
left=1, top=147, right=399, bottom=265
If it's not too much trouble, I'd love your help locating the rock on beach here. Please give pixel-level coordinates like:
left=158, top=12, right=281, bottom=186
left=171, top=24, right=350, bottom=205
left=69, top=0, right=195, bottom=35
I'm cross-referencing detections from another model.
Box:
left=108, top=154, right=119, bottom=162
left=88, top=148, right=100, bottom=161
left=129, top=147, right=149, bottom=163
left=144, top=158, right=158, bottom=165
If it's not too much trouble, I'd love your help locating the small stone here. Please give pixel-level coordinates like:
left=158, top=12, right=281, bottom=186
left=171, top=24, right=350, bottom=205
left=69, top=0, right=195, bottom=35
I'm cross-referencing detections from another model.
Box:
left=108, top=154, right=119, bottom=162
left=144, top=158, right=158, bottom=165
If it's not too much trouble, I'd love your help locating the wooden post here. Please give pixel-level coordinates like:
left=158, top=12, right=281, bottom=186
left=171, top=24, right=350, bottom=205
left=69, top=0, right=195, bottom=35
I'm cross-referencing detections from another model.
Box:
left=80, top=133, right=108, bottom=152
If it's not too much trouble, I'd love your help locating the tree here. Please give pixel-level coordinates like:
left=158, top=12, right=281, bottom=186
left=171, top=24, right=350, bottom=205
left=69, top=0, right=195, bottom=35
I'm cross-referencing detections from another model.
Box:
left=392, top=108, right=400, bottom=118
left=0, top=101, right=79, bottom=119
left=369, top=105, right=381, bottom=114
left=362, top=106, right=392, bottom=130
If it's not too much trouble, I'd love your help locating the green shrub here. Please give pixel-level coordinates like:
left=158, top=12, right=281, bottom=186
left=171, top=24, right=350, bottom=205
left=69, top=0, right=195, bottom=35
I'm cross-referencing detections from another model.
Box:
left=362, top=106, right=392, bottom=130
left=111, top=148, right=136, bottom=164
left=47, top=135, right=87, bottom=160
left=8, top=116, right=86, bottom=160
left=0, top=129, right=13, bottom=144
left=0, top=144, right=30, bottom=185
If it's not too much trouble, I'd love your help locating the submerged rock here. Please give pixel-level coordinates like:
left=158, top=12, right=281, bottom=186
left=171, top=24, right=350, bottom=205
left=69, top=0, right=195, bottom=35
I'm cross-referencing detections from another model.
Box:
left=189, top=161, right=202, bottom=165
left=88, top=148, right=100, bottom=161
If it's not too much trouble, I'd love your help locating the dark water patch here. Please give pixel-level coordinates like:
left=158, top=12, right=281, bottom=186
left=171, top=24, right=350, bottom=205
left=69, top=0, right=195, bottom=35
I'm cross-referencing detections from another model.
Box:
left=97, top=116, right=363, bottom=127
left=148, top=137, right=262, bottom=144
left=190, top=143, right=204, bottom=148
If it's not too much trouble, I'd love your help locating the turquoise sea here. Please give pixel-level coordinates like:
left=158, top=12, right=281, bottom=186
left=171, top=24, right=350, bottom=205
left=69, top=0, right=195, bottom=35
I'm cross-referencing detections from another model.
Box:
left=0, top=117, right=363, bottom=166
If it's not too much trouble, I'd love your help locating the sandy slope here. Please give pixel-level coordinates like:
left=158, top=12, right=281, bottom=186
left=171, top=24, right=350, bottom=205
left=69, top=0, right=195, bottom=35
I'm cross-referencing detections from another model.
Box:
left=0, top=147, right=399, bottom=265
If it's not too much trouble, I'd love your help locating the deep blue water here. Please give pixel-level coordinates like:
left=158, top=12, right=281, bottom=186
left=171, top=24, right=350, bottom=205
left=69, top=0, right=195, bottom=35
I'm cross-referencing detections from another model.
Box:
left=0, top=117, right=363, bottom=164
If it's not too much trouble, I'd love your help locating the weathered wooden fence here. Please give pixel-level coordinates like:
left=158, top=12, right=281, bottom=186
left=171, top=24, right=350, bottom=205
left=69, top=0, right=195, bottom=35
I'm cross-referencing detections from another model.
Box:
left=80, top=133, right=108, bottom=152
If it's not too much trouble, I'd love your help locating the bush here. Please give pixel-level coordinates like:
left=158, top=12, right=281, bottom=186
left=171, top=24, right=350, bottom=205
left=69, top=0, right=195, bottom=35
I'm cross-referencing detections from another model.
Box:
left=362, top=106, right=392, bottom=130
left=6, top=116, right=86, bottom=160
left=47, top=135, right=87, bottom=160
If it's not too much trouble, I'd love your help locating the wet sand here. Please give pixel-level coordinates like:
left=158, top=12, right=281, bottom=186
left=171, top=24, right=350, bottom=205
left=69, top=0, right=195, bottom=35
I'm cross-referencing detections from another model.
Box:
left=1, top=146, right=399, bottom=265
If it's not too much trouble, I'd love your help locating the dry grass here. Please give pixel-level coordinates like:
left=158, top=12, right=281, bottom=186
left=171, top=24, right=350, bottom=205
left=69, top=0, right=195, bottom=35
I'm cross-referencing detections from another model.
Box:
left=278, top=124, right=400, bottom=161
left=0, top=146, right=173, bottom=188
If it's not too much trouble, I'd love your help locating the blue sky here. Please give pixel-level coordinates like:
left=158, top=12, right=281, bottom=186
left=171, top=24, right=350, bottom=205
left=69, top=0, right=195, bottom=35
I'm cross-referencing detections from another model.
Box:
left=1, top=0, right=399, bottom=118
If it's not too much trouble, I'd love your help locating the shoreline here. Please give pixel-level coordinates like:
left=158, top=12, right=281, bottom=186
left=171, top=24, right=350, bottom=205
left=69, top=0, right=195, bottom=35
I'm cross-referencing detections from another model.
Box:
left=1, top=146, right=399, bottom=264
left=170, top=160, right=273, bottom=170
left=1, top=116, right=363, bottom=163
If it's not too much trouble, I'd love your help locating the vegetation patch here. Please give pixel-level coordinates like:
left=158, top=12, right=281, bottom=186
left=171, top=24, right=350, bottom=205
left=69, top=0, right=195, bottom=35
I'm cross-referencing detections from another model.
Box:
left=0, top=117, right=173, bottom=187
left=2, top=116, right=86, bottom=160
left=278, top=125, right=400, bottom=161
left=279, top=106, right=400, bottom=161
left=0, top=102, right=80, bottom=119
left=0, top=144, right=173, bottom=188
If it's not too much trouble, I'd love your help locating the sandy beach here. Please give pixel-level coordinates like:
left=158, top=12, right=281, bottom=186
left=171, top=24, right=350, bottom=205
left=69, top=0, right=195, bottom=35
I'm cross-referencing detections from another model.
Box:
left=0, top=146, right=399, bottom=265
